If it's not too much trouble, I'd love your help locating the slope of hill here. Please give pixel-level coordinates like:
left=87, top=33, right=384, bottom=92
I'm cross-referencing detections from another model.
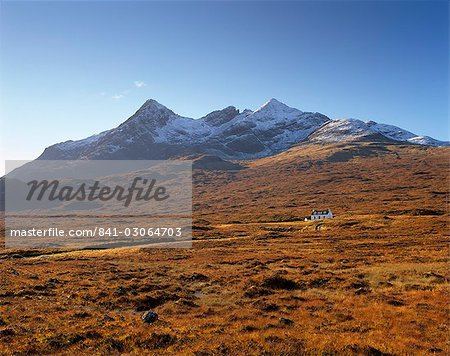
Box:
left=192, top=142, right=449, bottom=224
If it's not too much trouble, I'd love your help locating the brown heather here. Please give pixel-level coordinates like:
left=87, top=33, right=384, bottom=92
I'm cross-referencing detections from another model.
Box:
left=0, top=142, right=449, bottom=355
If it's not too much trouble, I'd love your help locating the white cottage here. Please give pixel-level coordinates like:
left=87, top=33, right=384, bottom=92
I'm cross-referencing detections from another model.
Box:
left=310, top=209, right=333, bottom=220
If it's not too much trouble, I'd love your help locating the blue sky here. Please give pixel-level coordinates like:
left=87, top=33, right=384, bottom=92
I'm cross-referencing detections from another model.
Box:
left=0, top=0, right=448, bottom=172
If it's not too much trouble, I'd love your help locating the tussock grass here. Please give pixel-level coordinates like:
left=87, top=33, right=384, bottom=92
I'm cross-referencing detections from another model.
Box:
left=1, top=143, right=449, bottom=354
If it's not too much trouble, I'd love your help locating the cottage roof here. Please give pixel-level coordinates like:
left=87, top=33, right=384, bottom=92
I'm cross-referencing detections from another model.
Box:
left=311, top=209, right=330, bottom=215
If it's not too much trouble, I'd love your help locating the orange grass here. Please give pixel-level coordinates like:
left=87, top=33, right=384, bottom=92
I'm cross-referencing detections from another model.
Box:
left=0, top=142, right=449, bottom=354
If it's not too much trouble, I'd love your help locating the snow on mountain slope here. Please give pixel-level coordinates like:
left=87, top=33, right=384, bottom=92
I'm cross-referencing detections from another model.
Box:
left=38, top=99, right=447, bottom=161
left=307, top=119, right=372, bottom=143
left=308, top=118, right=448, bottom=146
left=365, top=121, right=416, bottom=141
left=406, top=136, right=447, bottom=146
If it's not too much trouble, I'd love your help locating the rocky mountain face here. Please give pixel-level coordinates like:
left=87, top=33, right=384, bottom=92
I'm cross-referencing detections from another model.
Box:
left=37, top=98, right=448, bottom=161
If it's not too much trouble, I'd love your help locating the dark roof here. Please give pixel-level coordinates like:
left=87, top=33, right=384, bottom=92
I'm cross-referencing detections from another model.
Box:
left=311, top=209, right=330, bottom=215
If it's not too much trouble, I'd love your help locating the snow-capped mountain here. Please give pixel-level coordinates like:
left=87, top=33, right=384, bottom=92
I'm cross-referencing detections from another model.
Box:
left=38, top=98, right=448, bottom=161
left=38, top=98, right=330, bottom=160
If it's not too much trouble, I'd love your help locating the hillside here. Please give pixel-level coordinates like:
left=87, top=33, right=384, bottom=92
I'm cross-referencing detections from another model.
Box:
left=192, top=141, right=448, bottom=226
left=1, top=141, right=448, bottom=354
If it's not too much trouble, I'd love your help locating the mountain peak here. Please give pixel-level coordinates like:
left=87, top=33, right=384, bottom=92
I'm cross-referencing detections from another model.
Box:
left=266, top=98, right=284, bottom=105
left=122, top=98, right=177, bottom=127
left=255, top=98, right=301, bottom=114
left=137, top=99, right=173, bottom=113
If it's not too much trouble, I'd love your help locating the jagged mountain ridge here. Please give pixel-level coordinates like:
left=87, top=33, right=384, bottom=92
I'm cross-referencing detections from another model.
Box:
left=38, top=98, right=448, bottom=161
